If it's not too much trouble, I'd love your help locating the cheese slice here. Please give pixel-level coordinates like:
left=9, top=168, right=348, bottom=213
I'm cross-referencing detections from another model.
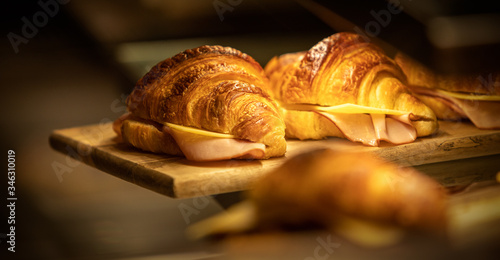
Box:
left=436, top=89, right=500, bottom=101
left=284, top=103, right=409, bottom=116
left=164, top=122, right=234, bottom=138
left=186, top=201, right=257, bottom=240
left=333, top=214, right=405, bottom=248
left=186, top=200, right=405, bottom=248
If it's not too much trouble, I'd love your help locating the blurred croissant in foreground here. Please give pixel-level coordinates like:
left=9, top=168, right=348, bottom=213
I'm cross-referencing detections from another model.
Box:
left=187, top=149, right=448, bottom=247
left=264, top=32, right=438, bottom=146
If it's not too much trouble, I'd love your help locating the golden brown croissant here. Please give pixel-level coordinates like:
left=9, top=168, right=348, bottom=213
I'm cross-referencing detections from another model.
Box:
left=188, top=149, right=447, bottom=245
left=114, top=45, right=286, bottom=161
left=250, top=149, right=447, bottom=231
left=395, top=52, right=500, bottom=129
left=264, top=32, right=438, bottom=146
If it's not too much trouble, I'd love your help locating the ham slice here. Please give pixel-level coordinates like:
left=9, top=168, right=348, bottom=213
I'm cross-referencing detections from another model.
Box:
left=410, top=86, right=500, bottom=129
left=164, top=125, right=266, bottom=161
left=115, top=113, right=267, bottom=161
left=383, top=114, right=417, bottom=144
left=317, top=112, right=416, bottom=146
left=319, top=113, right=379, bottom=146
left=452, top=99, right=500, bottom=129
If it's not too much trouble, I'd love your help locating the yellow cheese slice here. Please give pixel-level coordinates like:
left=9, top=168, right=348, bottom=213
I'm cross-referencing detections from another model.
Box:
left=334, top=214, right=404, bottom=248
left=284, top=103, right=408, bottom=115
left=186, top=201, right=257, bottom=240
left=164, top=122, right=234, bottom=139
left=436, top=89, right=500, bottom=101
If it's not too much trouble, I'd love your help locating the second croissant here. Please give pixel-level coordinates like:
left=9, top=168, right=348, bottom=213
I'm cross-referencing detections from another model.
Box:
left=265, top=32, right=438, bottom=146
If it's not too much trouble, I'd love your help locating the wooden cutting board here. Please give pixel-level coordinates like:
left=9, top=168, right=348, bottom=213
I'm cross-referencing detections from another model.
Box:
left=49, top=121, right=500, bottom=198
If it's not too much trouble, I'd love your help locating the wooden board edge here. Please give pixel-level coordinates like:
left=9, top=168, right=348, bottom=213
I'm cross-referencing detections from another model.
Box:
left=414, top=154, right=500, bottom=187
left=49, top=130, right=178, bottom=198
left=48, top=121, right=500, bottom=199
left=372, top=131, right=500, bottom=167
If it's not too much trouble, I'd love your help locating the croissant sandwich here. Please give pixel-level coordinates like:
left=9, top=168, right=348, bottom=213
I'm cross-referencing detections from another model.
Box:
left=395, top=52, right=500, bottom=129
left=264, top=32, right=438, bottom=146
left=188, top=149, right=447, bottom=246
left=113, top=46, right=286, bottom=161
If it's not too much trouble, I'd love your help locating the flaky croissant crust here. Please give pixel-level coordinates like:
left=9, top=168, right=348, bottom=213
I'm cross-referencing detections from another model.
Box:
left=265, top=32, right=438, bottom=137
left=268, top=33, right=432, bottom=113
left=272, top=34, right=397, bottom=104
left=126, top=45, right=286, bottom=158
left=395, top=52, right=500, bottom=96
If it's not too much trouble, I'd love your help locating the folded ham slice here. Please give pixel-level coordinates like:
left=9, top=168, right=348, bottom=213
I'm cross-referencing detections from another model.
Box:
left=317, top=112, right=417, bottom=146
left=453, top=99, right=500, bottom=129
left=410, top=86, right=500, bottom=129
left=164, top=125, right=266, bottom=161
left=394, top=52, right=500, bottom=129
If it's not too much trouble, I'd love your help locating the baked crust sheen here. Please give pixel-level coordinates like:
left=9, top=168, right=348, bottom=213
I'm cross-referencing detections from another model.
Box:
left=250, top=149, right=447, bottom=232
left=125, top=45, right=286, bottom=158
left=395, top=52, right=500, bottom=95
left=265, top=33, right=438, bottom=138
left=395, top=52, right=500, bottom=121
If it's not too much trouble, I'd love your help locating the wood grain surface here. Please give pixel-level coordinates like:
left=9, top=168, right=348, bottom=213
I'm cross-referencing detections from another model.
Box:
left=49, top=121, right=500, bottom=198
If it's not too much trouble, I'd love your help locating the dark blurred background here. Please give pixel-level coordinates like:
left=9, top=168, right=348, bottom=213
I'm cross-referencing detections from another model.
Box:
left=1, top=0, right=500, bottom=259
